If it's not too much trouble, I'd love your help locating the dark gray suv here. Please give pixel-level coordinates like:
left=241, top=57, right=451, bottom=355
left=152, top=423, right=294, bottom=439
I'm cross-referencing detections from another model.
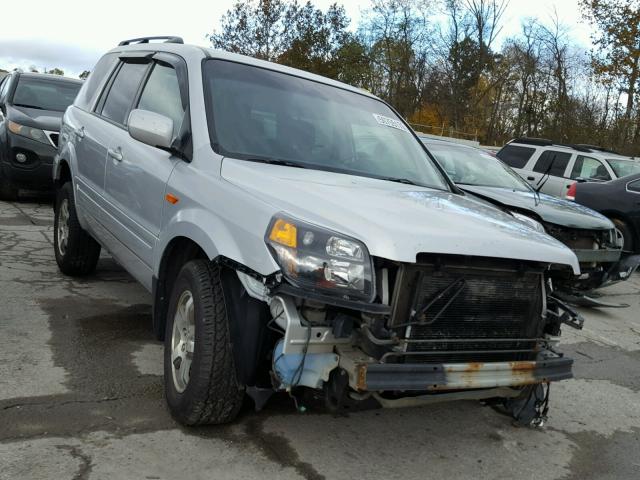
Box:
left=0, top=72, right=82, bottom=199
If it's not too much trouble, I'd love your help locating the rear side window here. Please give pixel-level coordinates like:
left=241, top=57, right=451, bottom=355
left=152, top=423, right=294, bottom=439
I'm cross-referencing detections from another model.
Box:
left=99, top=62, right=148, bottom=126
left=74, top=53, right=118, bottom=111
left=533, top=150, right=571, bottom=177
left=571, top=155, right=611, bottom=181
left=496, top=145, right=535, bottom=168
left=137, top=63, right=185, bottom=138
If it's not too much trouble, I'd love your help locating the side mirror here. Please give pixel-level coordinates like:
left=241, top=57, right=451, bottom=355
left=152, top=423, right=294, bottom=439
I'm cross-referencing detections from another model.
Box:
left=128, top=109, right=173, bottom=149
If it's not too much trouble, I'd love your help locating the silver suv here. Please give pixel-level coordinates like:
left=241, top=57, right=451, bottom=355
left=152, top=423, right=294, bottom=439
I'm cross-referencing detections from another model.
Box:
left=497, top=137, right=640, bottom=198
left=54, top=37, right=582, bottom=426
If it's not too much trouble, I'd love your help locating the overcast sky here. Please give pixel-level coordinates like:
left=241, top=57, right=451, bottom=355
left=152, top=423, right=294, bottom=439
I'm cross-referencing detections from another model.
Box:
left=0, top=0, right=592, bottom=78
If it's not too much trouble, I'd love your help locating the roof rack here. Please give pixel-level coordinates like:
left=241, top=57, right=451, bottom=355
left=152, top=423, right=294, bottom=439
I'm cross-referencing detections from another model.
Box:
left=510, top=137, right=592, bottom=153
left=118, top=36, right=184, bottom=46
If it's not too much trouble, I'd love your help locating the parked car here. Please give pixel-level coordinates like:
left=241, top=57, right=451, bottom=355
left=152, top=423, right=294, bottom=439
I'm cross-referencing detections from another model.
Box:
left=420, top=137, right=628, bottom=294
left=0, top=72, right=82, bottom=199
left=54, top=36, right=583, bottom=427
left=496, top=137, right=640, bottom=199
left=570, top=173, right=640, bottom=258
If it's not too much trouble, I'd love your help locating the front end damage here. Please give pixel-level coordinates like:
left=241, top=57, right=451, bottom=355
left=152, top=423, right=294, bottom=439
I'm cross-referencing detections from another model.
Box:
left=250, top=254, right=582, bottom=425
left=544, top=223, right=639, bottom=293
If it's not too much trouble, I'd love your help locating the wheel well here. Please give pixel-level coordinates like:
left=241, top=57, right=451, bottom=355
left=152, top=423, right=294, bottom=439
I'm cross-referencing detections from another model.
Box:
left=603, top=212, right=638, bottom=252
left=153, top=237, right=207, bottom=340
left=56, top=160, right=71, bottom=189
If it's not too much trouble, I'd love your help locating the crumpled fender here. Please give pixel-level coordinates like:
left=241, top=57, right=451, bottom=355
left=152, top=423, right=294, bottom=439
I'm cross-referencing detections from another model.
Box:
left=154, top=205, right=279, bottom=277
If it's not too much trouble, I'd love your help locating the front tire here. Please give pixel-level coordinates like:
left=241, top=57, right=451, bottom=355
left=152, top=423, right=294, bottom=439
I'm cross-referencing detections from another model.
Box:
left=164, top=260, right=244, bottom=425
left=54, top=182, right=101, bottom=276
left=612, top=218, right=635, bottom=253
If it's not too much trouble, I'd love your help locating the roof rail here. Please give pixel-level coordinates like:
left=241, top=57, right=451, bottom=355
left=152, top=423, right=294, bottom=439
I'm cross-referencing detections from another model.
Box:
left=511, top=137, right=595, bottom=153
left=575, top=143, right=620, bottom=155
left=118, top=36, right=184, bottom=46
left=511, top=137, right=553, bottom=146
left=556, top=143, right=592, bottom=153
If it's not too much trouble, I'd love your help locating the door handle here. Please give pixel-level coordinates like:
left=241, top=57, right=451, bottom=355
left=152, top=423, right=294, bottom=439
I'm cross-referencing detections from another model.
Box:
left=527, top=176, right=535, bottom=181
left=108, top=147, right=123, bottom=162
left=76, top=126, right=85, bottom=139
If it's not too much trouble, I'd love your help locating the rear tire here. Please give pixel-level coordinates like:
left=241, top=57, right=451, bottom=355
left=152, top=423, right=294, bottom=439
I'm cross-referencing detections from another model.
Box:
left=612, top=218, right=635, bottom=253
left=0, top=176, right=18, bottom=201
left=54, top=182, right=101, bottom=276
left=164, top=260, right=244, bottom=425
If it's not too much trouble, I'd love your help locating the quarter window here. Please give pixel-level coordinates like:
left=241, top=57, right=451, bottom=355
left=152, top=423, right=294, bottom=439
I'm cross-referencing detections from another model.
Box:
left=628, top=179, right=640, bottom=193
left=533, top=150, right=571, bottom=177
left=496, top=145, right=535, bottom=168
left=99, top=62, right=148, bottom=126
left=137, top=63, right=184, bottom=138
left=571, top=155, right=611, bottom=181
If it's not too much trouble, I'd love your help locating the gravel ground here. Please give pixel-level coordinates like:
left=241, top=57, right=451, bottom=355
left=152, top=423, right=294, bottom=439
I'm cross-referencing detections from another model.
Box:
left=1, top=195, right=639, bottom=480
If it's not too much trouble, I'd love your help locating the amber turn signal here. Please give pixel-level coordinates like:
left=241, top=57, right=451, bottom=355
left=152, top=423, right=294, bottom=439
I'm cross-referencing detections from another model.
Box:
left=269, top=218, right=297, bottom=248
left=165, top=193, right=179, bottom=204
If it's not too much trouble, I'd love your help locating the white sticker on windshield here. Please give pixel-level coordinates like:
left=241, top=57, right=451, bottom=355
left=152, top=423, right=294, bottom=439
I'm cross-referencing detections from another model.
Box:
left=373, top=113, right=409, bottom=132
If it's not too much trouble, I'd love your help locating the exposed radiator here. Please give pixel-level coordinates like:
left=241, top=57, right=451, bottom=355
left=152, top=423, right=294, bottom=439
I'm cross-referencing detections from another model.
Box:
left=389, top=260, right=545, bottom=363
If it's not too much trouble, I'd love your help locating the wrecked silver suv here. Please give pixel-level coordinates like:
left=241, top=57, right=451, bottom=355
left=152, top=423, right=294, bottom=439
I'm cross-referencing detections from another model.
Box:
left=53, top=36, right=582, bottom=427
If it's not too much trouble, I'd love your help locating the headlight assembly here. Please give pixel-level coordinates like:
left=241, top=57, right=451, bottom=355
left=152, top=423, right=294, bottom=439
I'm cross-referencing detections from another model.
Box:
left=265, top=214, right=375, bottom=301
left=8, top=121, right=51, bottom=145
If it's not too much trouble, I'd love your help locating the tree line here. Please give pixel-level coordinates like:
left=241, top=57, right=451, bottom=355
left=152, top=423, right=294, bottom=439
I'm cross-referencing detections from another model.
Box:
left=211, top=0, right=640, bottom=154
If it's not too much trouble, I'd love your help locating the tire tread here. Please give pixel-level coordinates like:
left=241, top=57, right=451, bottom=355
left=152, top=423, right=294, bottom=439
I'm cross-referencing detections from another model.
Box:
left=166, top=260, right=244, bottom=425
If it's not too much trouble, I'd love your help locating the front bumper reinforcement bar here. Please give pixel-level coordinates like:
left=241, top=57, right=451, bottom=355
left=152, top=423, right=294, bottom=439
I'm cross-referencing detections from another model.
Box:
left=337, top=347, right=573, bottom=392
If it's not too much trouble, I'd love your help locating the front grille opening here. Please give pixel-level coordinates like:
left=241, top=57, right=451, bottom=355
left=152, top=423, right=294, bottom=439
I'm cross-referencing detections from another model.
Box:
left=389, top=260, right=545, bottom=364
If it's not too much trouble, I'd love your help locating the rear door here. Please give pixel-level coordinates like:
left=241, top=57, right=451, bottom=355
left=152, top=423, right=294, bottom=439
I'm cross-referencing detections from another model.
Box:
left=526, top=150, right=573, bottom=197
left=102, top=53, right=188, bottom=286
left=69, top=53, right=120, bottom=222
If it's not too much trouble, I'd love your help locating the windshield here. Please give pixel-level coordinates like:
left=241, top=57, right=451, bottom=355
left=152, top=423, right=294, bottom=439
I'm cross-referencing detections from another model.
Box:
left=12, top=76, right=81, bottom=112
left=203, top=60, right=449, bottom=190
left=606, top=158, right=640, bottom=178
left=424, top=141, right=532, bottom=192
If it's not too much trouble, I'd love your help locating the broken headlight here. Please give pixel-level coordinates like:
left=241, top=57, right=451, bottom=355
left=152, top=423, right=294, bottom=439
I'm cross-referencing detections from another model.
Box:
left=265, top=214, right=374, bottom=301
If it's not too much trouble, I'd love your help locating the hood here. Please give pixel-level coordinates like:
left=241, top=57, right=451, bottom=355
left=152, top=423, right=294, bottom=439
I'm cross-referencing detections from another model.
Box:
left=221, top=159, right=580, bottom=274
left=8, top=105, right=63, bottom=132
left=460, top=185, right=614, bottom=230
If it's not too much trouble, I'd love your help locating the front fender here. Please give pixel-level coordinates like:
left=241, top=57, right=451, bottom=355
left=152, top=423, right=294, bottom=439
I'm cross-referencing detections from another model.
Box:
left=154, top=206, right=279, bottom=277
left=53, top=129, right=77, bottom=183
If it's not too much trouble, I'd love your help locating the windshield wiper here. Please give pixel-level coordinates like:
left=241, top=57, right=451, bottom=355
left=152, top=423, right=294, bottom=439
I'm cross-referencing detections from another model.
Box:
left=377, top=177, right=422, bottom=186
left=13, top=103, right=45, bottom=110
left=535, top=155, right=555, bottom=193
left=244, top=157, right=308, bottom=169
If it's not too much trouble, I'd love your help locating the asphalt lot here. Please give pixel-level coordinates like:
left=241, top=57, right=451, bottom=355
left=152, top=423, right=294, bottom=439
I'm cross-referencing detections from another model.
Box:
left=0, top=196, right=639, bottom=480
